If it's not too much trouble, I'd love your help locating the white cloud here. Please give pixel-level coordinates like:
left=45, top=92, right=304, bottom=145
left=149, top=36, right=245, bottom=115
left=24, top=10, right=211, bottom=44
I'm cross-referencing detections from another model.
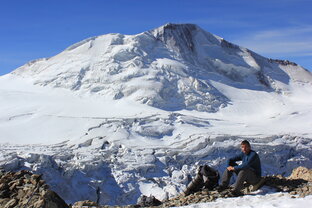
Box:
left=233, top=25, right=312, bottom=56
left=252, top=26, right=312, bottom=39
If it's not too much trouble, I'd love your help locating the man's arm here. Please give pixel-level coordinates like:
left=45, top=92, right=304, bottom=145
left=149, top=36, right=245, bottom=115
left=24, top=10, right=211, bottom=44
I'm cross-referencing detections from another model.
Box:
left=227, top=153, right=243, bottom=166
left=226, top=153, right=243, bottom=171
left=234, top=151, right=259, bottom=172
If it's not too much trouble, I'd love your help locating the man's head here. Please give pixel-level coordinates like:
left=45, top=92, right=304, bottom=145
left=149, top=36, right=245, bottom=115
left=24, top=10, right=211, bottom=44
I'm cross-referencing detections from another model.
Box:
left=241, top=140, right=251, bottom=154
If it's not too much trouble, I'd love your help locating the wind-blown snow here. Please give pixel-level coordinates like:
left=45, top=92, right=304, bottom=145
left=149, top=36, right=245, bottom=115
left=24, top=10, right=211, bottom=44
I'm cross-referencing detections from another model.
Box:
left=0, top=23, right=312, bottom=206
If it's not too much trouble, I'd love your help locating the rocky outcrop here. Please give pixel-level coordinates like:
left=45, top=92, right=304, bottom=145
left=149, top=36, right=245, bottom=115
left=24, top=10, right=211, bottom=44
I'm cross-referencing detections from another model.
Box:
left=261, top=175, right=311, bottom=198
left=288, top=166, right=312, bottom=182
left=1, top=167, right=311, bottom=208
left=0, top=170, right=68, bottom=208
left=268, top=58, right=298, bottom=66
left=72, top=200, right=98, bottom=207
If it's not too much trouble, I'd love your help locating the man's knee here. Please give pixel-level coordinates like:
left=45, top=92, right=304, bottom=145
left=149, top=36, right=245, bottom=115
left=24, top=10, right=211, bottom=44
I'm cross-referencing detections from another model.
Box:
left=238, top=168, right=254, bottom=176
left=237, top=168, right=260, bottom=184
left=238, top=169, right=247, bottom=176
left=236, top=169, right=251, bottom=181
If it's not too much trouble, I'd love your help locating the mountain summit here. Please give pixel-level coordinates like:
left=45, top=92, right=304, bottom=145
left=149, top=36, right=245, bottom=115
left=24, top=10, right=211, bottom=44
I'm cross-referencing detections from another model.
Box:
left=11, top=23, right=312, bottom=112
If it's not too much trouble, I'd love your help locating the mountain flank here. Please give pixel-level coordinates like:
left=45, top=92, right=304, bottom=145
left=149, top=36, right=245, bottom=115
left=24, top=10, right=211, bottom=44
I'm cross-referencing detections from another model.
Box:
left=11, top=23, right=312, bottom=112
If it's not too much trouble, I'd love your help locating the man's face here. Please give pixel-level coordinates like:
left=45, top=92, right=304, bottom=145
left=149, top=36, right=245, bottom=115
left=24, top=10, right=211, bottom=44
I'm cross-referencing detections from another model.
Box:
left=241, top=144, right=251, bottom=154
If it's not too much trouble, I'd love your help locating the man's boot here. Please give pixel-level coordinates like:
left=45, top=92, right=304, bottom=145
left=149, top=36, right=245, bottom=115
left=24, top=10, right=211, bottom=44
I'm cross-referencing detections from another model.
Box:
left=182, top=175, right=204, bottom=196
left=251, top=177, right=266, bottom=191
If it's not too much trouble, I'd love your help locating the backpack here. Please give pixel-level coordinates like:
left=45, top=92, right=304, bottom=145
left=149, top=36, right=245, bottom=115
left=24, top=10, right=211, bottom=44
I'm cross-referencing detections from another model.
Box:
left=137, top=195, right=162, bottom=207
left=199, top=165, right=220, bottom=190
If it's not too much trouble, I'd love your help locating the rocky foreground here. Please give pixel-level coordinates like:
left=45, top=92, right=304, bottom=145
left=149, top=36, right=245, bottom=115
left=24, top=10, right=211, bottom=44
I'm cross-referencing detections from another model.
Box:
left=0, top=167, right=311, bottom=208
left=0, top=170, right=68, bottom=208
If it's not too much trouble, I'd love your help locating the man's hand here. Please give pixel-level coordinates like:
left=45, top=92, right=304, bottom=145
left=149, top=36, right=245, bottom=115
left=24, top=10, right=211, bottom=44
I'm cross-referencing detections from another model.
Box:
left=227, top=166, right=235, bottom=171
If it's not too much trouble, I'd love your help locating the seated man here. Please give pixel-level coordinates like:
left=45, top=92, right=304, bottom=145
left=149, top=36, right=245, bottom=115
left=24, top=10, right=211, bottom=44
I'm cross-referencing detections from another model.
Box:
left=218, top=140, right=262, bottom=196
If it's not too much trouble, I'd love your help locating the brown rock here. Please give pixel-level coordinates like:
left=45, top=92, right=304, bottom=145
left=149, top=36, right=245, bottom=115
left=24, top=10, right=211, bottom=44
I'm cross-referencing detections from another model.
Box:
left=31, top=178, right=39, bottom=185
left=42, top=184, right=49, bottom=189
left=4, top=198, right=17, bottom=208
left=23, top=178, right=31, bottom=184
left=0, top=178, right=8, bottom=184
left=290, top=191, right=297, bottom=195
left=8, top=180, right=15, bottom=186
left=288, top=167, right=312, bottom=182
left=9, top=183, right=17, bottom=191
left=33, top=199, right=45, bottom=208
left=0, top=171, right=68, bottom=208
left=31, top=174, right=42, bottom=185
left=24, top=173, right=31, bottom=179
left=0, top=198, right=10, bottom=206
left=40, top=190, right=69, bottom=208
left=72, top=200, right=98, bottom=207
left=15, top=170, right=29, bottom=178
left=17, top=188, right=26, bottom=199
left=0, top=183, right=9, bottom=191
left=39, top=179, right=46, bottom=185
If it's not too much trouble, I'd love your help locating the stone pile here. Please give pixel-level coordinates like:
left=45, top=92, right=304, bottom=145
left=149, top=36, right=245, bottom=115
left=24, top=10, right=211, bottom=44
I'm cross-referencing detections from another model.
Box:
left=0, top=170, right=68, bottom=208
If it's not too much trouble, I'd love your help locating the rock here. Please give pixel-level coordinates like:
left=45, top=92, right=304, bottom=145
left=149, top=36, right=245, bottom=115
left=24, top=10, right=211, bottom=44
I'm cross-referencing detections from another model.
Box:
left=0, top=175, right=9, bottom=183
left=40, top=190, right=69, bottom=208
left=24, top=173, right=31, bottom=179
left=72, top=200, right=98, bottom=207
left=4, top=199, right=17, bottom=208
left=39, top=179, right=46, bottom=185
left=288, top=167, right=312, bottom=182
left=17, top=189, right=26, bottom=199
left=0, top=189, right=10, bottom=198
left=0, top=170, right=68, bottom=208
left=33, top=199, right=45, bottom=208
left=9, top=183, right=17, bottom=191
left=0, top=199, right=10, bottom=206
left=0, top=183, right=9, bottom=191
left=137, top=195, right=162, bottom=207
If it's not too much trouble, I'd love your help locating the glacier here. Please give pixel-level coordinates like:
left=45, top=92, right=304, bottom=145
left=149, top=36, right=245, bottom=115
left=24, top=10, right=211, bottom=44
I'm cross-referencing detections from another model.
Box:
left=0, top=23, right=312, bottom=206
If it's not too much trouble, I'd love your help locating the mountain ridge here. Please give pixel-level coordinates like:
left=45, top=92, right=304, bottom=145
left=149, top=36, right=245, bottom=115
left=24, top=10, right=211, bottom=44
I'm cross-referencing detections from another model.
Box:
left=10, top=23, right=312, bottom=112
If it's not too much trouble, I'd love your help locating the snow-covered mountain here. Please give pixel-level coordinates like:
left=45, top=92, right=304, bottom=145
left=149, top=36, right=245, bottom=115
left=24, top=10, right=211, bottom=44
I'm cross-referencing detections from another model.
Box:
left=11, top=23, right=312, bottom=112
left=0, top=23, right=312, bottom=205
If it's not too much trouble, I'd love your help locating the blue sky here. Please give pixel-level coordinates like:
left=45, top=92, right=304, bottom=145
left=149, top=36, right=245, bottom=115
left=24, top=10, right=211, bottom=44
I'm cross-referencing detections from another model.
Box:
left=1, top=0, right=311, bottom=76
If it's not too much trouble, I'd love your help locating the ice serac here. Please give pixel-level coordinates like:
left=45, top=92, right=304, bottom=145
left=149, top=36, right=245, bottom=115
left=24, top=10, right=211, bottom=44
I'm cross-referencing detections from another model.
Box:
left=10, top=23, right=312, bottom=112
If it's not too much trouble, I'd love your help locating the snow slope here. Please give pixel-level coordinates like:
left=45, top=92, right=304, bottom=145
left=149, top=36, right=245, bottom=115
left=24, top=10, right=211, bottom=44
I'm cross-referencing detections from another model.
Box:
left=0, top=23, right=312, bottom=205
left=178, top=193, right=312, bottom=208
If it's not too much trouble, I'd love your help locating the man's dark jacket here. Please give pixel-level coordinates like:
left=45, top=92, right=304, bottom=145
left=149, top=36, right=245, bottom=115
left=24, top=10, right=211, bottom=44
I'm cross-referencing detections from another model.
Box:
left=227, top=150, right=261, bottom=176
